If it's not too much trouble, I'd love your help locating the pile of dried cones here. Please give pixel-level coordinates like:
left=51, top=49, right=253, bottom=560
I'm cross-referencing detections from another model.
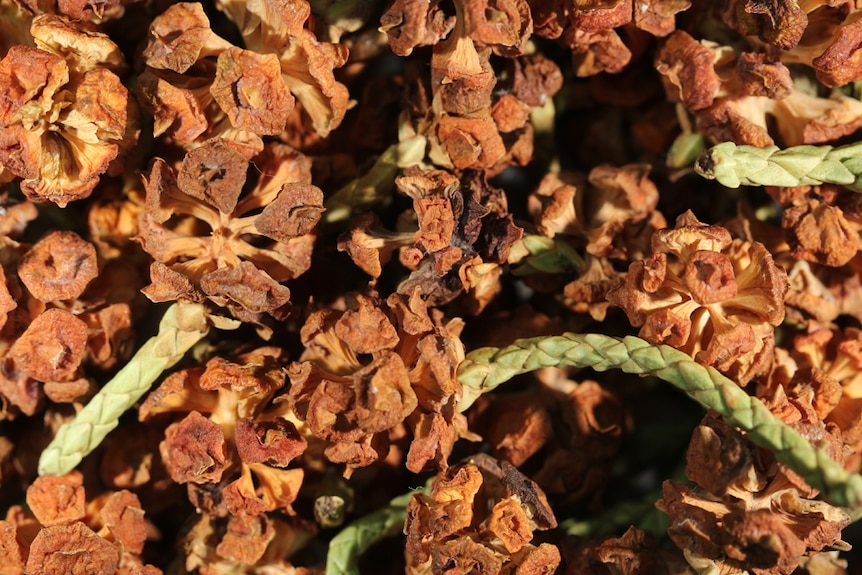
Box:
left=4, top=0, right=862, bottom=573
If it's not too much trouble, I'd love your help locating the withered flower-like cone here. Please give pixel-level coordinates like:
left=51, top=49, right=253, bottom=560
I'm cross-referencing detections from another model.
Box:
left=0, top=229, right=138, bottom=416
left=216, top=0, right=349, bottom=138
left=404, top=453, right=559, bottom=575
left=340, top=168, right=521, bottom=311
left=531, top=377, right=627, bottom=507
left=288, top=290, right=467, bottom=473
left=140, top=346, right=306, bottom=521
left=766, top=327, right=862, bottom=472
left=183, top=511, right=317, bottom=574
left=660, top=412, right=850, bottom=575
left=138, top=2, right=287, bottom=157
left=138, top=139, right=323, bottom=330
left=387, top=1, right=561, bottom=173
left=607, top=210, right=788, bottom=385
left=655, top=30, right=862, bottom=148
left=140, top=0, right=349, bottom=153
left=0, top=14, right=138, bottom=206
left=528, top=163, right=666, bottom=260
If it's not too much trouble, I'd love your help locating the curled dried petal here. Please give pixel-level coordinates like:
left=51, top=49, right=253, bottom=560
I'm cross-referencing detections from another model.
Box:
left=737, top=52, right=793, bottom=100
left=199, top=261, right=292, bottom=318
left=437, top=114, right=507, bottom=170
left=0, top=519, right=27, bottom=574
left=216, top=514, right=275, bottom=565
left=249, top=463, right=304, bottom=513
left=160, top=411, right=228, bottom=484
left=812, top=16, right=862, bottom=88
left=686, top=414, right=762, bottom=496
left=25, top=522, right=119, bottom=575
left=98, top=490, right=147, bottom=554
left=655, top=30, right=719, bottom=111
left=352, top=352, right=418, bottom=434
left=177, top=140, right=248, bottom=214
left=30, top=14, right=126, bottom=74
left=683, top=251, right=738, bottom=305
left=136, top=70, right=209, bottom=144
left=485, top=394, right=552, bottom=467
left=379, top=0, right=455, bottom=56
left=486, top=498, right=532, bottom=553
left=254, top=183, right=324, bottom=242
left=783, top=201, right=861, bottom=267
left=634, top=0, right=690, bottom=36
left=0, top=46, right=68, bottom=127
left=462, top=0, right=533, bottom=56
left=26, top=473, right=85, bottom=527
left=416, top=197, right=456, bottom=253
left=143, top=2, right=232, bottom=73
left=431, top=536, right=503, bottom=575
left=9, top=309, right=88, bottom=382
left=211, top=48, right=294, bottom=135
left=569, top=29, right=630, bottom=77
left=334, top=295, right=400, bottom=354
left=18, top=231, right=97, bottom=302
left=235, top=416, right=307, bottom=467
left=222, top=464, right=272, bottom=516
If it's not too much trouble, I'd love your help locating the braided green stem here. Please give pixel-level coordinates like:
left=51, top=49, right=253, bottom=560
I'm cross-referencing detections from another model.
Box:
left=38, top=302, right=211, bottom=477
left=457, top=333, right=862, bottom=509
left=694, top=141, right=862, bottom=190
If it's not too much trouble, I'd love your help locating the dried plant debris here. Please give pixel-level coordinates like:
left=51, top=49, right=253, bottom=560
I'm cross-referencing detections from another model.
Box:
left=5, top=0, right=862, bottom=574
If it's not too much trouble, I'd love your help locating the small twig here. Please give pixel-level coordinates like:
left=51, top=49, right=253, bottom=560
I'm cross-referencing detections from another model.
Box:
left=326, top=489, right=418, bottom=575
left=562, top=489, right=669, bottom=538
left=38, top=302, right=212, bottom=477
left=323, top=134, right=427, bottom=225
left=457, top=333, right=862, bottom=509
